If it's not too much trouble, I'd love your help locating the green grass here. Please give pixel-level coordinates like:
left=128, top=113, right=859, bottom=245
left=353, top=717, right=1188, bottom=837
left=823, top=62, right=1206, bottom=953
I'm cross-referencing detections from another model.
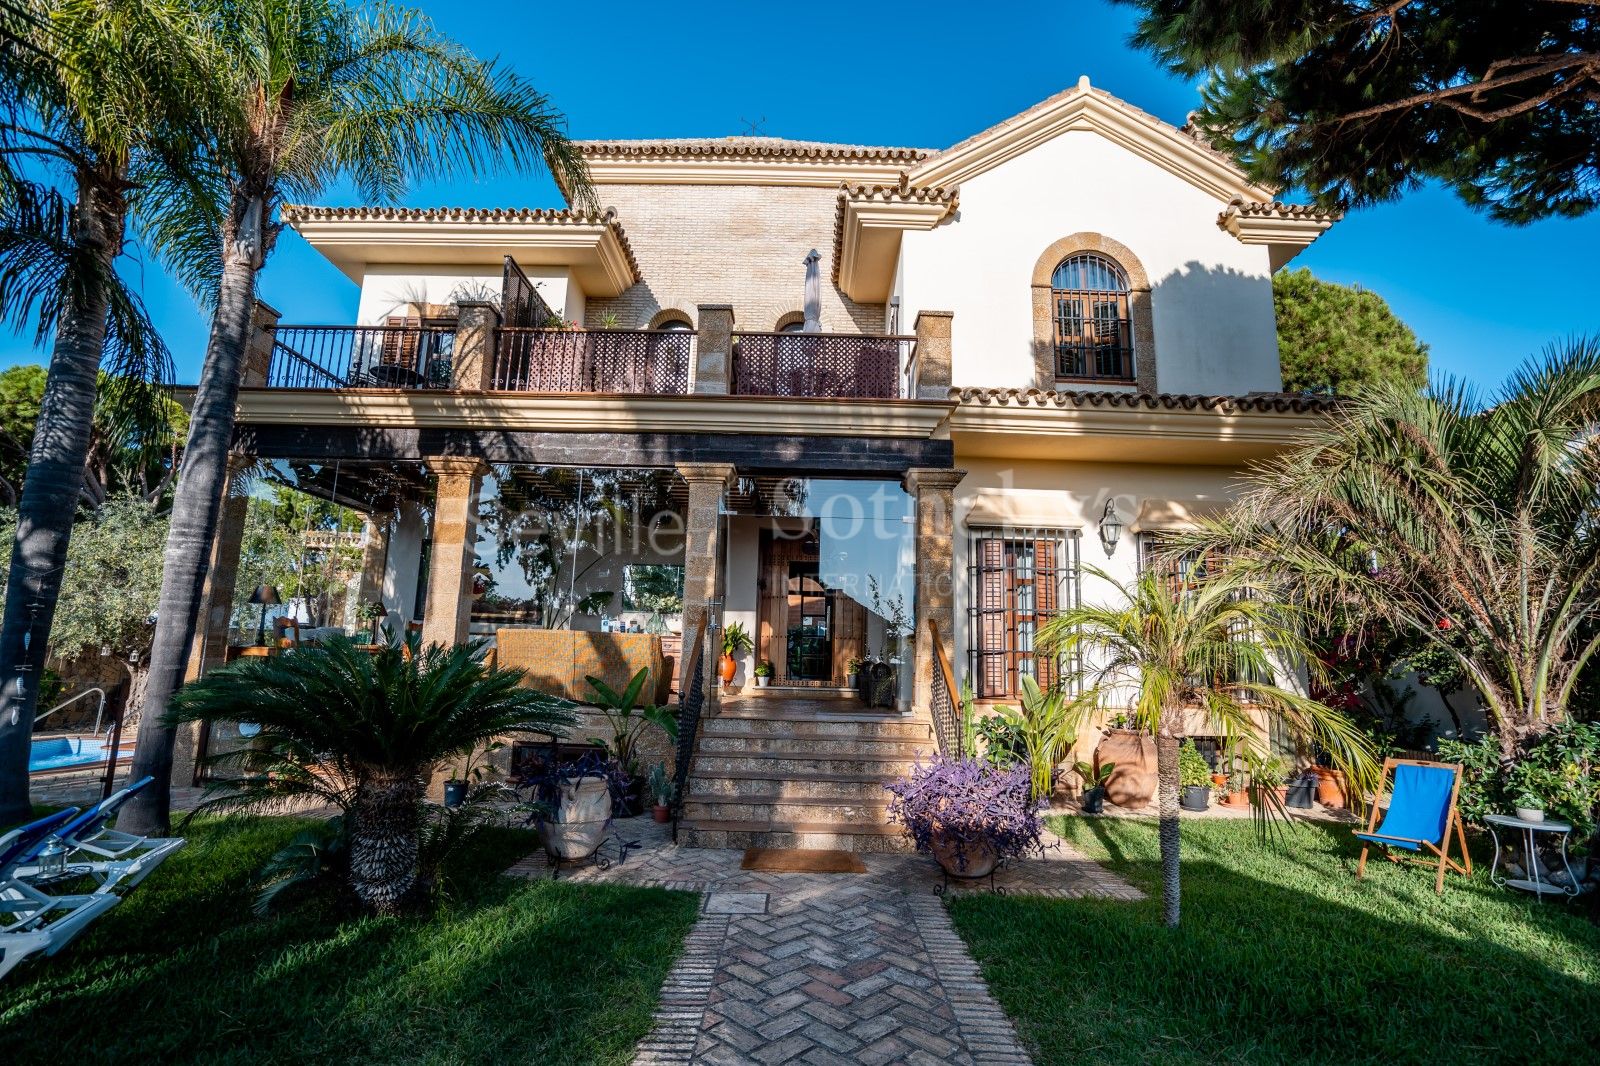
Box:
left=1, top=815, right=699, bottom=1065
left=948, top=817, right=1600, bottom=1065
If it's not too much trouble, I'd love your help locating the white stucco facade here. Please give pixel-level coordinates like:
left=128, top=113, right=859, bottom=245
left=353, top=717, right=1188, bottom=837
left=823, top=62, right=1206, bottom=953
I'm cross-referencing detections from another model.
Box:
left=896, top=130, right=1281, bottom=394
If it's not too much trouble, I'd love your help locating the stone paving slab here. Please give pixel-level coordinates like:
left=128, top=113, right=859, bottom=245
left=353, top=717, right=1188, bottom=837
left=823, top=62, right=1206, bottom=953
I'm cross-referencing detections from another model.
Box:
left=509, top=818, right=1141, bottom=1065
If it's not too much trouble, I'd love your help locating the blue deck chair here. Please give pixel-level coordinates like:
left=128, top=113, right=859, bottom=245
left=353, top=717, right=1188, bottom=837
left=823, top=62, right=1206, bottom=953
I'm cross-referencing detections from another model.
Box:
left=14, top=778, right=185, bottom=893
left=1355, top=758, right=1472, bottom=894
left=2, top=810, right=120, bottom=981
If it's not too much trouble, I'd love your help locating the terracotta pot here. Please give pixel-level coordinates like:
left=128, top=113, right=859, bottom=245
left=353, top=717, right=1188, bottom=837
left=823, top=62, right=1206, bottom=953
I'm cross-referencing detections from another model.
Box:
left=1210, top=773, right=1228, bottom=789
left=1220, top=789, right=1249, bottom=807
left=1313, top=767, right=1347, bottom=808
left=930, top=832, right=998, bottom=879
left=651, top=804, right=671, bottom=823
left=719, top=654, right=737, bottom=684
left=1095, top=729, right=1157, bottom=809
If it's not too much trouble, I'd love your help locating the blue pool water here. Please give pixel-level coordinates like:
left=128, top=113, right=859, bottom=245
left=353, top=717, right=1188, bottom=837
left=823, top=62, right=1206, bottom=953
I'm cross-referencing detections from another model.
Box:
left=29, top=736, right=122, bottom=772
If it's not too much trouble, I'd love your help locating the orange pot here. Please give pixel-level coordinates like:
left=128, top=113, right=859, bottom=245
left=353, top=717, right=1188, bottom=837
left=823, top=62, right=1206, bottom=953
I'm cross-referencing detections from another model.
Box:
left=1094, top=729, right=1157, bottom=809
left=1313, top=767, right=1347, bottom=808
left=718, top=654, right=738, bottom=684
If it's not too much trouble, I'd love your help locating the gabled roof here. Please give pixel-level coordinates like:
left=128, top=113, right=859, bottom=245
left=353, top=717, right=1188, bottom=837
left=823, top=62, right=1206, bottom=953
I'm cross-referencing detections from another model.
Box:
left=908, top=75, right=1278, bottom=204
left=832, top=182, right=959, bottom=301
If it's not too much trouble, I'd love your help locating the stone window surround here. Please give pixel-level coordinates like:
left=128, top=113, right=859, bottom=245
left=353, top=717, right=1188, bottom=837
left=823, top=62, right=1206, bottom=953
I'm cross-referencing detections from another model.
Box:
left=1030, top=232, right=1157, bottom=394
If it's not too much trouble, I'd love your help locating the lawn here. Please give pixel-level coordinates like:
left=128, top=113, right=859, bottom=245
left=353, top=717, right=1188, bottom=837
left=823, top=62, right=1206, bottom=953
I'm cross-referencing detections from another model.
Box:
left=0, top=814, right=699, bottom=1065
left=948, top=816, right=1600, bottom=1065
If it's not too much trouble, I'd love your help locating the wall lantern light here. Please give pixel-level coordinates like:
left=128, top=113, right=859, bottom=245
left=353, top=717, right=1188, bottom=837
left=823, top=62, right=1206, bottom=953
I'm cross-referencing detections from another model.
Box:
left=1098, top=499, right=1124, bottom=555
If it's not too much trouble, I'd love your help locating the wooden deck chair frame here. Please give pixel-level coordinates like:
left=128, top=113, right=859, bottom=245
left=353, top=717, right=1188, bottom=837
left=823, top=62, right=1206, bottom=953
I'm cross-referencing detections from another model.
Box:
left=1356, top=757, right=1473, bottom=894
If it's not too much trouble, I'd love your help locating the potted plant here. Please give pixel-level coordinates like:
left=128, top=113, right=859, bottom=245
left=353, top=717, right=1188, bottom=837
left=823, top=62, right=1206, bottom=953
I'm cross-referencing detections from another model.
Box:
left=1312, top=763, right=1348, bottom=808
left=1250, top=756, right=1292, bottom=806
left=990, top=675, right=1082, bottom=804
left=1178, top=740, right=1212, bottom=811
left=846, top=656, right=862, bottom=688
left=528, top=753, right=620, bottom=861
left=884, top=754, right=1045, bottom=879
left=1074, top=760, right=1115, bottom=814
left=355, top=600, right=385, bottom=644
left=583, top=669, right=679, bottom=815
left=719, top=621, right=752, bottom=685
left=753, top=659, right=774, bottom=687
left=1513, top=790, right=1546, bottom=824
left=1286, top=769, right=1318, bottom=809
left=444, top=738, right=503, bottom=808
left=1219, top=770, right=1250, bottom=807
left=646, top=762, right=676, bottom=823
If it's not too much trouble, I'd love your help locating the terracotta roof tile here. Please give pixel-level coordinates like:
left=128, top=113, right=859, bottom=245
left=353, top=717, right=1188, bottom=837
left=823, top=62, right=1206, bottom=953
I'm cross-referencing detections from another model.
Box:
left=280, top=204, right=642, bottom=283
left=951, top=386, right=1337, bottom=414
left=831, top=182, right=960, bottom=284
left=1219, top=197, right=1344, bottom=223
left=575, top=136, right=931, bottom=163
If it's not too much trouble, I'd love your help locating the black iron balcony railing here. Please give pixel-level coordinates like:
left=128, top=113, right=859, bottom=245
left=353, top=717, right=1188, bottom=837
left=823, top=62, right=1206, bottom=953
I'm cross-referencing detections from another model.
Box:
left=493, top=327, right=693, bottom=394
left=731, top=332, right=910, bottom=400
left=267, top=324, right=455, bottom=389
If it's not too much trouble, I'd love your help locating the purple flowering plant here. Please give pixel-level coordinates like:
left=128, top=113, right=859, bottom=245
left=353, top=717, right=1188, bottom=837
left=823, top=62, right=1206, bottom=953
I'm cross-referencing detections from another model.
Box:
left=884, top=754, right=1048, bottom=871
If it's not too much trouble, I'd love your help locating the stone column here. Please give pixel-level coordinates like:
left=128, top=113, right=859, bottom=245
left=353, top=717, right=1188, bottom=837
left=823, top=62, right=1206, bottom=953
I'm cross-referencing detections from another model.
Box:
left=912, top=310, right=954, bottom=400
left=450, top=301, right=501, bottom=390
left=692, top=304, right=734, bottom=394
left=420, top=457, right=488, bottom=650
left=245, top=299, right=281, bottom=382
left=676, top=462, right=734, bottom=710
left=903, top=467, right=966, bottom=716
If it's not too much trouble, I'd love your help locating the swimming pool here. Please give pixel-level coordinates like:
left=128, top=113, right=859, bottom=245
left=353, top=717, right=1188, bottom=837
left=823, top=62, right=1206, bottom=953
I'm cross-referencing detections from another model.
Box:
left=28, top=735, right=127, bottom=772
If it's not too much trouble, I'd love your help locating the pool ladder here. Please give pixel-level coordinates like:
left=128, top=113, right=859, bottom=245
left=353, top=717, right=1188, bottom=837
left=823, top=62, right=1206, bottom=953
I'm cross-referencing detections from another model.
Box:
left=33, top=687, right=109, bottom=735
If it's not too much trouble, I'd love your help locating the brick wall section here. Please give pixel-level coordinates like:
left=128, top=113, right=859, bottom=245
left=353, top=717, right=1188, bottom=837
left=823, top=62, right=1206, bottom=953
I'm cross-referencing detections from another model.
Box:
left=587, top=185, right=886, bottom=332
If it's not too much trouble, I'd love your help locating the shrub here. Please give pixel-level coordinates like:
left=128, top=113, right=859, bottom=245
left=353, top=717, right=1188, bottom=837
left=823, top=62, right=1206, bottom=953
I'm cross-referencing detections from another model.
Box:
left=884, top=755, right=1047, bottom=872
left=1178, top=741, right=1213, bottom=788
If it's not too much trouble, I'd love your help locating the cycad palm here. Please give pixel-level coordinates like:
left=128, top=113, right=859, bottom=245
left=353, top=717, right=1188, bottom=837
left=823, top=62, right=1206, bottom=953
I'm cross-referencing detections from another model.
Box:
left=123, top=0, right=594, bottom=834
left=170, top=635, right=575, bottom=914
left=1040, top=565, right=1377, bottom=928
left=1189, top=339, right=1600, bottom=762
left=0, top=0, right=210, bottom=825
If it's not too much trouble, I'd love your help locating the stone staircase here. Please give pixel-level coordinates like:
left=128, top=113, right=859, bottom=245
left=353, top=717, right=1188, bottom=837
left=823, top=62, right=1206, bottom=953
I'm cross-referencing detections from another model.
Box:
left=677, top=699, right=937, bottom=852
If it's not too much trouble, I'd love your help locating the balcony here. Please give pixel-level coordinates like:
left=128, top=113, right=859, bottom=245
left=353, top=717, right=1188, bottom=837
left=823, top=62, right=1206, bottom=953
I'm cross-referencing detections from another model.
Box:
left=268, top=324, right=455, bottom=389
left=731, top=332, right=912, bottom=400
left=494, top=327, right=693, bottom=394
left=261, top=319, right=931, bottom=401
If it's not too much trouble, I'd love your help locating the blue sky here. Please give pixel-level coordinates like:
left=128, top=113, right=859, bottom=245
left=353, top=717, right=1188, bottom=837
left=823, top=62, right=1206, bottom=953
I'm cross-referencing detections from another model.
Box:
left=5, top=0, right=1597, bottom=390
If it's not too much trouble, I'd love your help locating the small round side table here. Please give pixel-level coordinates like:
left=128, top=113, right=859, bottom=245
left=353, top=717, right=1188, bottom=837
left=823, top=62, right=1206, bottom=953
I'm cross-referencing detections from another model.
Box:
left=1484, top=813, right=1580, bottom=900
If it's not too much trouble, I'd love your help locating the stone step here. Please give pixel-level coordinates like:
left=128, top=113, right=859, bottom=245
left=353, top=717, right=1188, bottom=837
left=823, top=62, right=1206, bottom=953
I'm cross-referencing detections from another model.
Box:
left=702, top=716, right=933, bottom=741
left=678, top=818, right=912, bottom=853
left=692, top=752, right=925, bottom=777
left=696, top=734, right=934, bottom=758
left=687, top=769, right=897, bottom=800
left=683, top=794, right=893, bottom=824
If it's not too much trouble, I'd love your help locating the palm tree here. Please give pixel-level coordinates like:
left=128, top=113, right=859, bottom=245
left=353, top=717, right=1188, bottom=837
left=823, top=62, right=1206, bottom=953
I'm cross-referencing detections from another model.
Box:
left=170, top=635, right=575, bottom=914
left=1187, top=340, right=1600, bottom=763
left=0, top=0, right=208, bottom=826
left=120, top=0, right=594, bottom=835
left=1040, top=565, right=1378, bottom=928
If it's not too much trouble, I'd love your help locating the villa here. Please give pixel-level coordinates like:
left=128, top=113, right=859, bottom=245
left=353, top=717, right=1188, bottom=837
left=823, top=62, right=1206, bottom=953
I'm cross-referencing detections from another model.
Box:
left=175, top=76, right=1338, bottom=849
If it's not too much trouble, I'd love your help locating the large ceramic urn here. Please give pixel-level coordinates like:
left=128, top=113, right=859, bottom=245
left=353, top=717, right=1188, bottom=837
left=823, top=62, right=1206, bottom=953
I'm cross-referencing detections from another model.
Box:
left=1094, top=729, right=1158, bottom=809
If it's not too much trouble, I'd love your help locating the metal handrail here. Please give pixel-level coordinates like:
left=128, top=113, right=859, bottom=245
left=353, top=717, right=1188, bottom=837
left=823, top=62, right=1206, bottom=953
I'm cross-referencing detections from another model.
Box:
left=34, top=686, right=109, bottom=735
left=670, top=619, right=709, bottom=843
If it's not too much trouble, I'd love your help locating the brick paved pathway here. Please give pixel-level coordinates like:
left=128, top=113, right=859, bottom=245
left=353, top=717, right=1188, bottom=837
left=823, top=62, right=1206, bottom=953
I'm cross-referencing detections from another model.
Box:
left=509, top=820, right=1140, bottom=1065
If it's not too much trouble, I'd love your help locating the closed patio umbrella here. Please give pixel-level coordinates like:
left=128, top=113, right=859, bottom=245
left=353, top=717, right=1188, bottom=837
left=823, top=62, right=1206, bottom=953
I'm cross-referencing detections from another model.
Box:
left=802, top=249, right=822, bottom=332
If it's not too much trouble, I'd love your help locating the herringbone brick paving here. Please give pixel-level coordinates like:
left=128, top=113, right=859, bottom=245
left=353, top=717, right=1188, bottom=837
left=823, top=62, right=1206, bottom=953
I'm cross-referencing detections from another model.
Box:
left=508, top=819, right=1140, bottom=1064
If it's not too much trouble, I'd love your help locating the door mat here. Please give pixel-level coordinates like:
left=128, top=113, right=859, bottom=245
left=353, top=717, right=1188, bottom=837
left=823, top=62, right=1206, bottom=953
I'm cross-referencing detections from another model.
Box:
left=741, top=847, right=867, bottom=874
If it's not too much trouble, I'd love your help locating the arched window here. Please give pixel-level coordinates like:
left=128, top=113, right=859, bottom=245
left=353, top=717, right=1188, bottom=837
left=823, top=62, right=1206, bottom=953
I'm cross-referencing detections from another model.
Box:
left=657, top=318, right=692, bottom=331
left=1051, top=253, right=1133, bottom=382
